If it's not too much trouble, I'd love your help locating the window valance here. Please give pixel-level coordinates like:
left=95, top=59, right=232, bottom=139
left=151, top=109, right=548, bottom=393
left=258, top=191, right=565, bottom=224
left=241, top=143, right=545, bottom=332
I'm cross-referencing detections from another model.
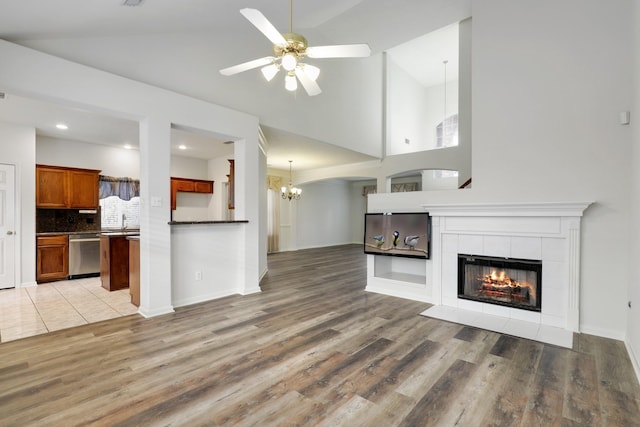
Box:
left=99, top=175, right=140, bottom=201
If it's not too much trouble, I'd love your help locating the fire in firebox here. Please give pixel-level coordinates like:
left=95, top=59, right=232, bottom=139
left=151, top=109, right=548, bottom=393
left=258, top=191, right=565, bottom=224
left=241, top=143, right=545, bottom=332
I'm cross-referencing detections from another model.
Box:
left=458, top=254, right=542, bottom=312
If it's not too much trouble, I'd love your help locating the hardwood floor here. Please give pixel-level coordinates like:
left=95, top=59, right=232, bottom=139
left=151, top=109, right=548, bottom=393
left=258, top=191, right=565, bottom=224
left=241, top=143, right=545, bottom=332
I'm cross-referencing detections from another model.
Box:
left=1, top=244, right=638, bottom=426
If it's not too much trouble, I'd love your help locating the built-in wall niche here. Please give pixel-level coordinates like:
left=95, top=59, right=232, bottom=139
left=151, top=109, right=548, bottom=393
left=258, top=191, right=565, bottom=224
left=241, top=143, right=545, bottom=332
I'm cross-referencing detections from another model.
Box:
left=366, top=254, right=431, bottom=303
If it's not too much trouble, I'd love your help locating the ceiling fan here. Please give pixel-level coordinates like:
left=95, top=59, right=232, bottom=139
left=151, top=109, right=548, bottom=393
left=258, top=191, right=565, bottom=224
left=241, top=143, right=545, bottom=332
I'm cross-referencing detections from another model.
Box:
left=219, top=1, right=371, bottom=96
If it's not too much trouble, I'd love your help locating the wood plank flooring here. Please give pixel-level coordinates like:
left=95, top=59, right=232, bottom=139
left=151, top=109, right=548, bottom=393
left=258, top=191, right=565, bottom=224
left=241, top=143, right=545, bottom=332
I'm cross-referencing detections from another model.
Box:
left=0, top=244, right=639, bottom=426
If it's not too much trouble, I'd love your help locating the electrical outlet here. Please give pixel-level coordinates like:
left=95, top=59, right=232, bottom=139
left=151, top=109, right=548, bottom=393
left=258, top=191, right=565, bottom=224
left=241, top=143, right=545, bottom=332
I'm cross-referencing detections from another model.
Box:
left=195, top=271, right=202, bottom=281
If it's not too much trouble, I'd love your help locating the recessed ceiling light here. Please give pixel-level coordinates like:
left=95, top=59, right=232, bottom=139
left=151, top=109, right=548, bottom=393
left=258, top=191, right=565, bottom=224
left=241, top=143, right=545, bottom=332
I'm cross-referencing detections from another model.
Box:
left=56, top=123, right=68, bottom=130
left=178, top=144, right=187, bottom=150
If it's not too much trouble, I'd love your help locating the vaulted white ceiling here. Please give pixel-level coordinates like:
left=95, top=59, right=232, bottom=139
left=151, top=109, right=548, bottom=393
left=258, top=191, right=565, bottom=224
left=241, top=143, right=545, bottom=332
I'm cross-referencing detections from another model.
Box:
left=0, top=0, right=469, bottom=170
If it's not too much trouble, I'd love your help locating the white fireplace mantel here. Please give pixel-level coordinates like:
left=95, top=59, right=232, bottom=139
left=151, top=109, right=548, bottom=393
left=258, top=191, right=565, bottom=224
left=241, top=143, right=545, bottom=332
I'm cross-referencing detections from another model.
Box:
left=420, top=201, right=593, bottom=347
left=421, top=201, right=593, bottom=218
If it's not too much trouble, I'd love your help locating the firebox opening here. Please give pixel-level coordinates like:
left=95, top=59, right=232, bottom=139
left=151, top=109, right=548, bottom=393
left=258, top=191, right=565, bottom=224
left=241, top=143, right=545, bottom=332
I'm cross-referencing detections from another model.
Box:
left=457, top=254, right=542, bottom=312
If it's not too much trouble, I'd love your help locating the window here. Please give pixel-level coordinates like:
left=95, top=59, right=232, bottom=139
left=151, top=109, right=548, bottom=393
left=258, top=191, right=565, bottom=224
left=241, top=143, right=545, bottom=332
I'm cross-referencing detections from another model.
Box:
left=100, top=196, right=140, bottom=229
left=436, top=114, right=459, bottom=148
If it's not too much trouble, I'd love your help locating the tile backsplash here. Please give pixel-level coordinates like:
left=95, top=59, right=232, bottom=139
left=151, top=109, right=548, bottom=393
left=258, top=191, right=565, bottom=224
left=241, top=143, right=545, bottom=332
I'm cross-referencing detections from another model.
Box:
left=36, top=208, right=101, bottom=233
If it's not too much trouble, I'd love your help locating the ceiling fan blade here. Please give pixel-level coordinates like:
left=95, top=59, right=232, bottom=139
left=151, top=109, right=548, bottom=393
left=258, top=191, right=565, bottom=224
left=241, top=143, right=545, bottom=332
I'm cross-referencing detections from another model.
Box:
left=220, top=57, right=274, bottom=76
left=295, top=67, right=322, bottom=96
left=240, top=8, right=287, bottom=46
left=307, top=44, right=371, bottom=59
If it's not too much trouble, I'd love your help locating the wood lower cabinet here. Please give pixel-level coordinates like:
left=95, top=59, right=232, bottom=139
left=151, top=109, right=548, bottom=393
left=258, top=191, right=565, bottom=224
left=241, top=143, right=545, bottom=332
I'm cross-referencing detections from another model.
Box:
left=36, top=165, right=100, bottom=209
left=100, top=236, right=130, bottom=291
left=36, top=235, right=69, bottom=283
left=128, top=237, right=140, bottom=306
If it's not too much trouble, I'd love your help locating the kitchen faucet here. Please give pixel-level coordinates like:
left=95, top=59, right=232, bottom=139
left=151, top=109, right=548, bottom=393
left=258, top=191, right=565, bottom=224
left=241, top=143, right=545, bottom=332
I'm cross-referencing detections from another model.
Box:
left=121, top=213, right=127, bottom=230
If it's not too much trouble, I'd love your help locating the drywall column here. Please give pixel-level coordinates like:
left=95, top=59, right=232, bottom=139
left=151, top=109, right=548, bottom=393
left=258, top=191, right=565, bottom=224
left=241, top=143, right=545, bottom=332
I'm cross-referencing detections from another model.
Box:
left=138, top=117, right=174, bottom=317
left=233, top=135, right=262, bottom=295
left=457, top=17, right=472, bottom=186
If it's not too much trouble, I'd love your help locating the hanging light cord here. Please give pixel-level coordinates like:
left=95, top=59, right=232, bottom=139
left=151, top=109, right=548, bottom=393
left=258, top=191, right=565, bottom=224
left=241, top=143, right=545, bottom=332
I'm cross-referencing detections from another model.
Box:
left=443, top=60, right=448, bottom=143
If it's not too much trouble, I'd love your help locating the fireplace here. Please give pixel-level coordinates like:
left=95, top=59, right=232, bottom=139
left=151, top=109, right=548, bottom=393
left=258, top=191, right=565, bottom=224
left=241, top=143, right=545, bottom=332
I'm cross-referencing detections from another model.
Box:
left=458, top=254, right=542, bottom=312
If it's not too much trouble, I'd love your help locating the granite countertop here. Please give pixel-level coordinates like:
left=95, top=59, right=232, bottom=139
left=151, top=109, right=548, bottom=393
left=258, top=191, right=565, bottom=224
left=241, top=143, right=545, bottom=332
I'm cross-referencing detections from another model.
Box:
left=168, top=220, right=249, bottom=225
left=36, top=230, right=101, bottom=236
left=36, top=229, right=140, bottom=237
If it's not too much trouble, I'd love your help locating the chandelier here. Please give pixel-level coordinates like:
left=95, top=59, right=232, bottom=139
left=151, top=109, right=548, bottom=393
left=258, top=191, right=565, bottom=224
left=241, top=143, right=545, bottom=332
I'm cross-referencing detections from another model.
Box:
left=281, top=160, right=301, bottom=200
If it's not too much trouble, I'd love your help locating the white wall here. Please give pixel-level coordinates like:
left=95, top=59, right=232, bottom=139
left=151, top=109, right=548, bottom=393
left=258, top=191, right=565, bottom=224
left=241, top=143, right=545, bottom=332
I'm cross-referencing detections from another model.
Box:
left=628, top=0, right=640, bottom=379
left=171, top=155, right=208, bottom=179
left=294, top=180, right=354, bottom=250
left=369, top=0, right=634, bottom=340
left=386, top=56, right=460, bottom=156
left=473, top=0, right=632, bottom=338
left=275, top=178, right=362, bottom=251
left=36, top=136, right=141, bottom=178
left=0, top=121, right=36, bottom=287
left=386, top=59, right=430, bottom=155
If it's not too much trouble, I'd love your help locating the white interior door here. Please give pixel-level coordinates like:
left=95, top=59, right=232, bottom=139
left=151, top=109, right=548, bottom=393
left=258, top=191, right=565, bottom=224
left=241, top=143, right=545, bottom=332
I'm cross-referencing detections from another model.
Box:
left=0, top=164, right=16, bottom=289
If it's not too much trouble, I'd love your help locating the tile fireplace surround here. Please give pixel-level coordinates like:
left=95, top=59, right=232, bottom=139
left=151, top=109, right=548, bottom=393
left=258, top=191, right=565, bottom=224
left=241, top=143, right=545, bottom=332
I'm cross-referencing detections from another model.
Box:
left=420, top=201, right=592, bottom=348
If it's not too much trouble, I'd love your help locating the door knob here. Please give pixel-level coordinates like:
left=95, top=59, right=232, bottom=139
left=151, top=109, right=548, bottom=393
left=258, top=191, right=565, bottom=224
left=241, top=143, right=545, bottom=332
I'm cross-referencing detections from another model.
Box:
left=6, top=231, right=14, bottom=235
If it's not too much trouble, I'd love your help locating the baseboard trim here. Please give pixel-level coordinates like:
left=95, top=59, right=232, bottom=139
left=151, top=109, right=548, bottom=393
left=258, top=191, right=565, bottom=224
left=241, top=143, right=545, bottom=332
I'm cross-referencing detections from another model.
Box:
left=173, top=291, right=237, bottom=309
left=138, top=305, right=175, bottom=318
left=579, top=325, right=626, bottom=341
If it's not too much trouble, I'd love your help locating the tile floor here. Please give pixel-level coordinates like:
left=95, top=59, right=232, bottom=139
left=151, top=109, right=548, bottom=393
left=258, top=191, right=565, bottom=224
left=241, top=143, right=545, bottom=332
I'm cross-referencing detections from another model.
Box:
left=421, top=305, right=574, bottom=348
left=0, top=277, right=139, bottom=343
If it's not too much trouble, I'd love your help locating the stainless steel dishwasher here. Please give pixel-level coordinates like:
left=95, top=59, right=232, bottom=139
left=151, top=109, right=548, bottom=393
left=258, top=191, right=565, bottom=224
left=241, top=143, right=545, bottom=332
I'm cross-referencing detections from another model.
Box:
left=68, top=233, right=101, bottom=279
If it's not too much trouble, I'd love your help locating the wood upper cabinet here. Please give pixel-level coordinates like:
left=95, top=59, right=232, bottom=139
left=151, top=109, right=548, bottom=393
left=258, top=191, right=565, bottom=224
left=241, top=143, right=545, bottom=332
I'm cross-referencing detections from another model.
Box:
left=36, top=166, right=69, bottom=208
left=36, top=235, right=69, bottom=283
left=69, top=169, right=100, bottom=208
left=36, top=165, right=100, bottom=209
left=170, top=177, right=214, bottom=210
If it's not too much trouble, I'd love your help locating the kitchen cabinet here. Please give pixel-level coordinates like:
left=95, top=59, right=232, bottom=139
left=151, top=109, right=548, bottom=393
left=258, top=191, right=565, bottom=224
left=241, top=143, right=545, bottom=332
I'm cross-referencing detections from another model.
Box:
left=170, top=177, right=214, bottom=210
left=100, top=235, right=130, bottom=291
left=36, top=235, right=69, bottom=283
left=36, top=165, right=100, bottom=209
left=227, top=159, right=235, bottom=210
left=128, top=237, right=140, bottom=306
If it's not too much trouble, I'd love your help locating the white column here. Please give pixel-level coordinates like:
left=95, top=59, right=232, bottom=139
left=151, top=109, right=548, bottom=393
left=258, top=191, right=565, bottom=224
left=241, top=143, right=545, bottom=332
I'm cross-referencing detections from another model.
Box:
left=567, top=217, right=582, bottom=332
left=234, top=135, right=261, bottom=295
left=430, top=215, right=443, bottom=305
left=138, top=117, right=174, bottom=317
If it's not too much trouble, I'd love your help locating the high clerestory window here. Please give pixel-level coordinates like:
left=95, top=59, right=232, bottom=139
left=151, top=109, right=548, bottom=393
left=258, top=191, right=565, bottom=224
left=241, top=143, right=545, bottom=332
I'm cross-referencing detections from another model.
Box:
left=435, top=113, right=459, bottom=148
left=434, top=114, right=460, bottom=179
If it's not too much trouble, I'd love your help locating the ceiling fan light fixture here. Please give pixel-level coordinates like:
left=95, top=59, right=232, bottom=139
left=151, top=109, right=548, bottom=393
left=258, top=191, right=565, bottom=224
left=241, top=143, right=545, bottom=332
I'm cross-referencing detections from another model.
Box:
left=301, top=64, right=320, bottom=81
left=285, top=73, right=298, bottom=91
left=261, top=64, right=280, bottom=81
left=281, top=53, right=298, bottom=71
left=220, top=5, right=370, bottom=96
